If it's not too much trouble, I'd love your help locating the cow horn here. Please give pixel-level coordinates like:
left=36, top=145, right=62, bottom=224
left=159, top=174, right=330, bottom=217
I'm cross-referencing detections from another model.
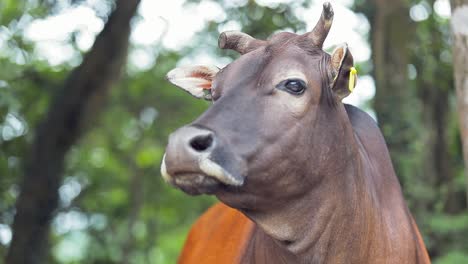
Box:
left=305, top=2, right=334, bottom=48
left=218, top=31, right=265, bottom=55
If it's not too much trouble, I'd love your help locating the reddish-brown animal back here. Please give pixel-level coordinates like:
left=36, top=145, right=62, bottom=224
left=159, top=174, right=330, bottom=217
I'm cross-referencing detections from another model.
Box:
left=178, top=203, right=254, bottom=264
left=411, top=217, right=431, bottom=263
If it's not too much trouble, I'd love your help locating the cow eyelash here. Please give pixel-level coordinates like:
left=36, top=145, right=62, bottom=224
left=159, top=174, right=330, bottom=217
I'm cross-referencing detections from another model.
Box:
left=276, top=79, right=307, bottom=95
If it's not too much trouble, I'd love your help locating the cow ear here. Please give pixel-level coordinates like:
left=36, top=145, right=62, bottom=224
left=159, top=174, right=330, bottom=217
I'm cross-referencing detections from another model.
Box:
left=330, top=44, right=357, bottom=100
left=166, top=65, right=219, bottom=100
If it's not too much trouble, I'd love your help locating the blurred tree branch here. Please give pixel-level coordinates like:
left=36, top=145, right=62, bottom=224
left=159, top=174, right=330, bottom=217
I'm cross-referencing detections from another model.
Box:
left=5, top=0, right=141, bottom=263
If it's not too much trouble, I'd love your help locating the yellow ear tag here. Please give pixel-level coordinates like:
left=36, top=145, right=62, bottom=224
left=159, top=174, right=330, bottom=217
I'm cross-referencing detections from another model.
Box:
left=348, top=67, right=357, bottom=92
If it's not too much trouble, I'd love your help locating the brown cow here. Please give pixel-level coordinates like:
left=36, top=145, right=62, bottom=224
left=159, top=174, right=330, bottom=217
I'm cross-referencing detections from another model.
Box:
left=161, top=2, right=430, bottom=263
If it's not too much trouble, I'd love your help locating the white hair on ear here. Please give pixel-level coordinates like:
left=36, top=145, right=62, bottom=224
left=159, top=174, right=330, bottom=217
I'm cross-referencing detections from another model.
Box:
left=331, top=43, right=348, bottom=74
left=166, top=65, right=219, bottom=99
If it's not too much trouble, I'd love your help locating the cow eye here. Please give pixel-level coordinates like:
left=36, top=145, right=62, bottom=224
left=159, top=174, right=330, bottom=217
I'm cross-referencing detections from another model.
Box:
left=277, top=79, right=307, bottom=95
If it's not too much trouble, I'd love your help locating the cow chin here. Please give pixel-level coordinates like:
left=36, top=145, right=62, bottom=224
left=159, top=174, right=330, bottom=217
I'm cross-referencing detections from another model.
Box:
left=168, top=172, right=222, bottom=195
left=161, top=154, right=244, bottom=195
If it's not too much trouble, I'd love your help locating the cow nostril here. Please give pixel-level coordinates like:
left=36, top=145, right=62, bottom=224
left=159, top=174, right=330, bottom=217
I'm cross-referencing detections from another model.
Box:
left=189, top=134, right=214, bottom=152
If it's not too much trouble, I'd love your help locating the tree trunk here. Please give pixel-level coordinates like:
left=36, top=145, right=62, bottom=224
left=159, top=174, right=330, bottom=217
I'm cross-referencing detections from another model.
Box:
left=411, top=5, right=461, bottom=213
left=450, top=0, right=468, bottom=208
left=370, top=0, right=423, bottom=185
left=6, top=0, right=141, bottom=263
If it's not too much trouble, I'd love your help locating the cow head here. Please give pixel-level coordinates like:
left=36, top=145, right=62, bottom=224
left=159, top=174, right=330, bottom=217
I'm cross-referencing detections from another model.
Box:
left=161, top=2, right=356, bottom=210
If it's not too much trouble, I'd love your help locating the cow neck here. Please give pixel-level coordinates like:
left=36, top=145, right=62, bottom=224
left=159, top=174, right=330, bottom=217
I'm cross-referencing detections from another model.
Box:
left=241, top=107, right=384, bottom=263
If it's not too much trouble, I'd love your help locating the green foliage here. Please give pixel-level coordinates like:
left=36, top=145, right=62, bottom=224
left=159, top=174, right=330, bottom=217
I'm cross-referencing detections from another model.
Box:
left=434, top=251, right=468, bottom=264
left=0, top=0, right=466, bottom=263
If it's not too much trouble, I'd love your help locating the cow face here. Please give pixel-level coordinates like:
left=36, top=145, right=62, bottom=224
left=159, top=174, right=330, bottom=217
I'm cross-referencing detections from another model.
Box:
left=161, top=3, right=356, bottom=210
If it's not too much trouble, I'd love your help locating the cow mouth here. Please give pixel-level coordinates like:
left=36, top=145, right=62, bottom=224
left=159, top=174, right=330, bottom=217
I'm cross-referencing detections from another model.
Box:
left=160, top=154, right=244, bottom=195
left=168, top=172, right=223, bottom=195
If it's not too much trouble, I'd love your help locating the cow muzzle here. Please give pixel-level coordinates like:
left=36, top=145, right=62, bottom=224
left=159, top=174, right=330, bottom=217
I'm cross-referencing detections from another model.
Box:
left=161, top=126, right=245, bottom=195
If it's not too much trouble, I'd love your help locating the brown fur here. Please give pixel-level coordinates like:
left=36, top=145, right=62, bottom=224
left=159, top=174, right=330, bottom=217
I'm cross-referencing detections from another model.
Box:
left=178, top=203, right=254, bottom=263
left=163, top=3, right=430, bottom=263
left=176, top=105, right=430, bottom=263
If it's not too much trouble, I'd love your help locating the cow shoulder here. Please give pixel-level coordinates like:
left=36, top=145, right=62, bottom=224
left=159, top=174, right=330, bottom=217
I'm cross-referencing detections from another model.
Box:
left=344, top=104, right=380, bottom=141
left=344, top=103, right=394, bottom=173
left=344, top=104, right=431, bottom=261
left=344, top=103, right=404, bottom=193
left=178, top=202, right=255, bottom=264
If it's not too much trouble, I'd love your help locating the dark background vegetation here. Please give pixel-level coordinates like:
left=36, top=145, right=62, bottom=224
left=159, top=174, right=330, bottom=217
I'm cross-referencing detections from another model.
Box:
left=0, top=0, right=467, bottom=263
